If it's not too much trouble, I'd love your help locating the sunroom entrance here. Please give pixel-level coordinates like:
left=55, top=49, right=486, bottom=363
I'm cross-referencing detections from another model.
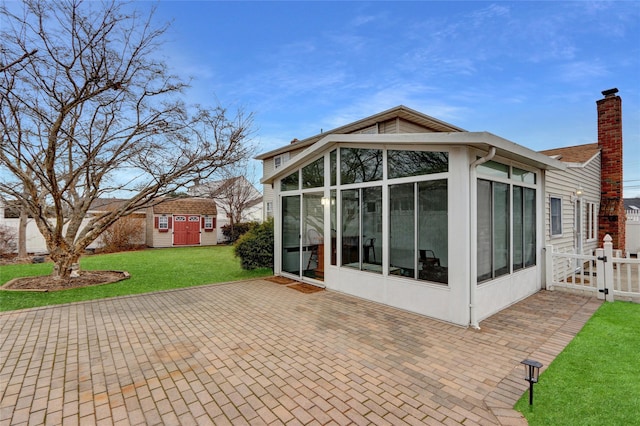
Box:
left=282, top=192, right=325, bottom=281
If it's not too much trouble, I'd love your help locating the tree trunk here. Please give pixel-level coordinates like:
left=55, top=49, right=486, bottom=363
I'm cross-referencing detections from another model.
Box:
left=18, top=209, right=27, bottom=259
left=50, top=250, right=81, bottom=280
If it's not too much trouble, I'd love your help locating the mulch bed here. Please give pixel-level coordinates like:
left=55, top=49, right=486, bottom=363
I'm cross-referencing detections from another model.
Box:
left=2, top=270, right=130, bottom=292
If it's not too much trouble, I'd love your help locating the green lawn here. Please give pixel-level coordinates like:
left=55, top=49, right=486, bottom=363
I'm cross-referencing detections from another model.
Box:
left=0, top=246, right=272, bottom=312
left=515, top=301, right=640, bottom=425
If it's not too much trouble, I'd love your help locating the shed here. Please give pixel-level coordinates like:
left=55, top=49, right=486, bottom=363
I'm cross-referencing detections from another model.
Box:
left=146, top=197, right=218, bottom=247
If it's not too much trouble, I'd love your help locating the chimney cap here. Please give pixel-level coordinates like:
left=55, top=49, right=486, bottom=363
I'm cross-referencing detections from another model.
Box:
left=602, top=88, right=619, bottom=98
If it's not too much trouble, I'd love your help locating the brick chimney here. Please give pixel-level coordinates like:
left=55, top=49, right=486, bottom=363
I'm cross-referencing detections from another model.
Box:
left=597, top=88, right=625, bottom=250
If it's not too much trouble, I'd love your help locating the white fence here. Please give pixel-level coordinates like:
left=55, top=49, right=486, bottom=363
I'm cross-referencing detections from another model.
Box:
left=546, top=235, right=640, bottom=302
left=0, top=217, right=140, bottom=254
left=627, top=210, right=640, bottom=254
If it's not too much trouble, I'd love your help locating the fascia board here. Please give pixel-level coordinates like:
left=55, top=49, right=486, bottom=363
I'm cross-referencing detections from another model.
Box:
left=261, top=132, right=566, bottom=184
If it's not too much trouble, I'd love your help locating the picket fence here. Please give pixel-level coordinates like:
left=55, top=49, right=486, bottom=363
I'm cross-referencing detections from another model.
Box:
left=546, top=234, right=640, bottom=302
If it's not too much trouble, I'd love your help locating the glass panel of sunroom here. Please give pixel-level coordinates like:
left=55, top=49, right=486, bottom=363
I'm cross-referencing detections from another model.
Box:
left=513, top=186, right=524, bottom=271
left=282, top=195, right=300, bottom=275
left=418, top=180, right=448, bottom=284
left=330, top=189, right=337, bottom=265
left=281, top=171, right=299, bottom=192
left=388, top=151, right=448, bottom=179
left=493, top=182, right=510, bottom=278
left=513, top=167, right=536, bottom=184
left=362, top=187, right=382, bottom=273
left=524, top=188, right=536, bottom=267
left=341, top=189, right=360, bottom=268
left=330, top=150, right=337, bottom=186
left=302, top=157, right=324, bottom=189
left=477, top=180, right=492, bottom=282
left=340, top=148, right=383, bottom=184
left=389, top=183, right=415, bottom=278
left=302, top=193, right=324, bottom=280
left=478, top=160, right=509, bottom=179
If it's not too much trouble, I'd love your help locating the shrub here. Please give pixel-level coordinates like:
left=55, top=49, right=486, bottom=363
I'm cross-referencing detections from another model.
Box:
left=221, top=221, right=255, bottom=243
left=0, top=225, right=17, bottom=257
left=98, top=215, right=145, bottom=253
left=234, top=218, right=273, bottom=270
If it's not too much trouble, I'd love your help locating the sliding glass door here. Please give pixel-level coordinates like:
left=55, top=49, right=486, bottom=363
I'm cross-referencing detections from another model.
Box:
left=281, top=192, right=325, bottom=281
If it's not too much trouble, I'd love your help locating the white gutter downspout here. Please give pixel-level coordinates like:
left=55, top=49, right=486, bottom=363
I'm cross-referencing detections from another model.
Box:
left=468, top=146, right=496, bottom=330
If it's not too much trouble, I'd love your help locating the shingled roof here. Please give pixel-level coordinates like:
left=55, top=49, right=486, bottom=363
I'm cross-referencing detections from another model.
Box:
left=152, top=197, right=217, bottom=215
left=539, top=143, right=600, bottom=164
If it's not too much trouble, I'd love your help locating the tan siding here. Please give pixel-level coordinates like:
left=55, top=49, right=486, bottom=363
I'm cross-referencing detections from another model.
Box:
left=200, top=230, right=217, bottom=246
left=377, top=120, right=396, bottom=133
left=150, top=218, right=173, bottom=248
left=397, top=118, right=434, bottom=133
left=371, top=118, right=435, bottom=134
left=545, top=154, right=601, bottom=279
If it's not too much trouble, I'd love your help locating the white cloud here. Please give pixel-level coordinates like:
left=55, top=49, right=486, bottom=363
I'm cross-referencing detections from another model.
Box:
left=557, top=61, right=610, bottom=83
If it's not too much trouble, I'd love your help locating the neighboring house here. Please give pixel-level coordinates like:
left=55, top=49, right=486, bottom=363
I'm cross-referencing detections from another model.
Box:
left=624, top=198, right=640, bottom=211
left=625, top=198, right=640, bottom=254
left=145, top=197, right=218, bottom=248
left=188, top=176, right=263, bottom=243
left=258, top=105, right=566, bottom=327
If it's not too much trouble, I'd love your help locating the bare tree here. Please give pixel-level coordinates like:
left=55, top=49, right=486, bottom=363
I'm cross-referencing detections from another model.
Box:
left=193, top=162, right=262, bottom=231
left=0, top=0, right=252, bottom=278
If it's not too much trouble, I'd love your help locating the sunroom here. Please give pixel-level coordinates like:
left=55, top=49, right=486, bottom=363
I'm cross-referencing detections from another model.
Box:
left=262, top=132, right=564, bottom=327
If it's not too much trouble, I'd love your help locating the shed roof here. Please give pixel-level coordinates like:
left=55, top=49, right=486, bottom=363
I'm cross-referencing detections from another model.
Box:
left=152, top=197, right=217, bottom=215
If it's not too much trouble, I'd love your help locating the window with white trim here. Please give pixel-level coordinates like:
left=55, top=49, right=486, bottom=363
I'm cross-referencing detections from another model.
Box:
left=550, top=196, right=562, bottom=237
left=274, top=152, right=290, bottom=169
left=204, top=216, right=214, bottom=229
left=586, top=202, right=597, bottom=241
left=158, top=215, right=169, bottom=230
left=476, top=161, right=537, bottom=282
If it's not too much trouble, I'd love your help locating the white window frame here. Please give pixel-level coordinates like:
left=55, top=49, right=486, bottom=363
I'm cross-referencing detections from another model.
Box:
left=158, top=215, right=169, bottom=230
left=586, top=202, right=597, bottom=241
left=550, top=196, right=563, bottom=237
left=274, top=152, right=290, bottom=169
left=204, top=216, right=214, bottom=229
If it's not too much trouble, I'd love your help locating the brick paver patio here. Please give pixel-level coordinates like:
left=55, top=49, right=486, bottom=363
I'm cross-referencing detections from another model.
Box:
left=1, top=279, right=601, bottom=425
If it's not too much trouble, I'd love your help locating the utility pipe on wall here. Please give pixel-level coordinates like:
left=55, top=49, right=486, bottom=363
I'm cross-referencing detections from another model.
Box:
left=468, top=146, right=496, bottom=329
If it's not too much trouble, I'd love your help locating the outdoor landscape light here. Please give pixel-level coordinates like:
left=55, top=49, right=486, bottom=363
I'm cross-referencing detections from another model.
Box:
left=521, top=359, right=543, bottom=405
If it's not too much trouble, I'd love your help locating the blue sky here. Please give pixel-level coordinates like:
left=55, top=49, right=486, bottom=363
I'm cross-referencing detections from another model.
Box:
left=155, top=1, right=638, bottom=195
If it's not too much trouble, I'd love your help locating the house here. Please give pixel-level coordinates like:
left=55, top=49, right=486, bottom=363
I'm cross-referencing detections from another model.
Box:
left=188, top=176, right=263, bottom=243
left=258, top=105, right=566, bottom=327
left=145, top=197, right=218, bottom=248
left=626, top=198, right=640, bottom=254
left=540, top=88, right=626, bottom=256
left=539, top=144, right=601, bottom=256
